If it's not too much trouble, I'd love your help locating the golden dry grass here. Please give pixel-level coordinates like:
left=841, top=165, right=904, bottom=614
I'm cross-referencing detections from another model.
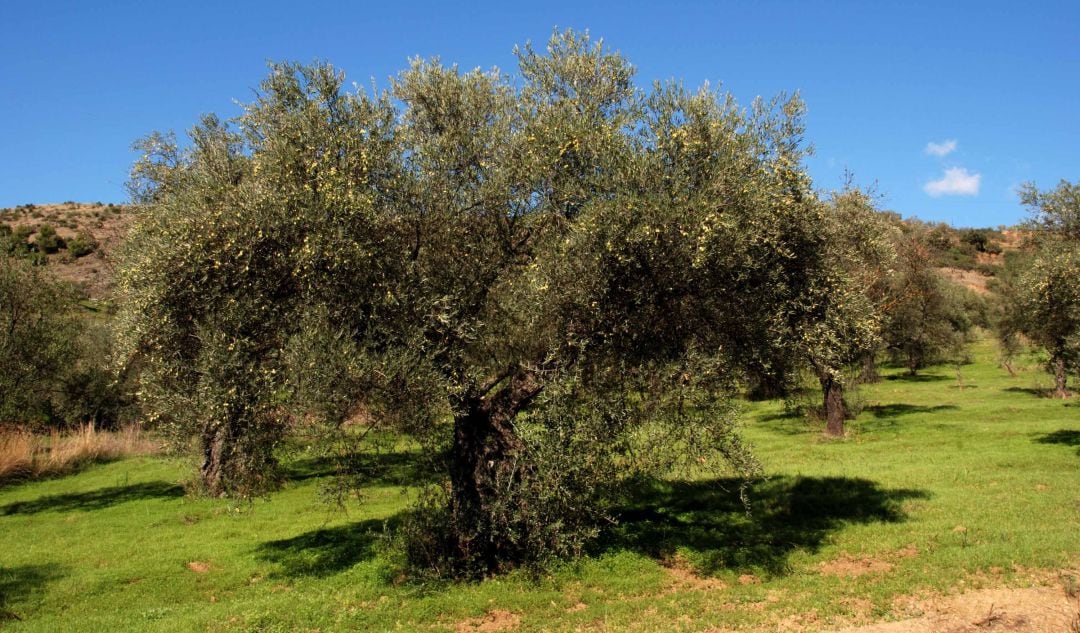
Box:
left=0, top=424, right=157, bottom=482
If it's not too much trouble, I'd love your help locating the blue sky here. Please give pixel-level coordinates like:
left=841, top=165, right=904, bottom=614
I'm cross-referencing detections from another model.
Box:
left=2, top=0, right=1077, bottom=227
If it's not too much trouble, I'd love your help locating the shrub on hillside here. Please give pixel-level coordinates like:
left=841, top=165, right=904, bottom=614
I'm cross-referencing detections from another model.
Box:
left=67, top=231, right=98, bottom=258
left=35, top=224, right=65, bottom=253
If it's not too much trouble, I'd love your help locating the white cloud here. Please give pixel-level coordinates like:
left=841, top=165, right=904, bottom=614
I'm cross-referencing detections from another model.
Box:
left=924, top=167, right=981, bottom=197
left=925, top=139, right=957, bottom=157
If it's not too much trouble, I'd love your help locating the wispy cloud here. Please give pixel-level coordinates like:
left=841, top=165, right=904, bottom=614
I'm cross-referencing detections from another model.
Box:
left=925, top=139, right=957, bottom=157
left=924, top=167, right=981, bottom=197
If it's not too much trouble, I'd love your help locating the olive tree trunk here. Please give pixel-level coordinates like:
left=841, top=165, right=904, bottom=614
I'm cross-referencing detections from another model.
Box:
left=859, top=353, right=880, bottom=384
left=447, top=372, right=542, bottom=571
left=819, top=373, right=846, bottom=437
left=200, top=424, right=229, bottom=497
left=1053, top=355, right=1070, bottom=399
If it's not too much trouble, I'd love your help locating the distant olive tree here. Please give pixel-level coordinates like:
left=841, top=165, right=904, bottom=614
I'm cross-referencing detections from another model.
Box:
left=118, top=31, right=873, bottom=575
left=0, top=256, right=78, bottom=424
left=882, top=230, right=973, bottom=375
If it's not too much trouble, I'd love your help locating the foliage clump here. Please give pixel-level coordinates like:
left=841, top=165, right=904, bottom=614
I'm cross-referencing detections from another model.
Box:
left=0, top=254, right=136, bottom=429
left=66, top=231, right=98, bottom=258
left=882, top=230, right=975, bottom=374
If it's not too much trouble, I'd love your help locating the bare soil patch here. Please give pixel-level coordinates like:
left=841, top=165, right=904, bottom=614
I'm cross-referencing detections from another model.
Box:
left=660, top=554, right=729, bottom=593
left=938, top=267, right=992, bottom=295
left=819, top=547, right=919, bottom=579
left=819, top=554, right=893, bottom=578
left=827, top=585, right=1079, bottom=633
left=456, top=609, right=522, bottom=633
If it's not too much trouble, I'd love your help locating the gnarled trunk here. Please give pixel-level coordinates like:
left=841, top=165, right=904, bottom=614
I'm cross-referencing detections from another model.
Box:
left=1053, top=355, right=1070, bottom=399
left=200, top=424, right=228, bottom=497
left=447, top=371, right=541, bottom=571
left=198, top=415, right=281, bottom=498
left=819, top=373, right=845, bottom=437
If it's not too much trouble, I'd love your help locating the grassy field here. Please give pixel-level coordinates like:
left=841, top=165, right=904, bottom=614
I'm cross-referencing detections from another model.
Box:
left=1, top=336, right=1077, bottom=632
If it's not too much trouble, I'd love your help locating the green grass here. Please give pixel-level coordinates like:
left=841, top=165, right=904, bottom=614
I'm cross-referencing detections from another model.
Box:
left=1, top=337, right=1077, bottom=631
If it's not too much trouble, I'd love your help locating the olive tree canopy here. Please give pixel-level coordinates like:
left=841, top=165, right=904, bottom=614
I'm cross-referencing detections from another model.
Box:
left=1000, top=180, right=1080, bottom=398
left=118, top=31, right=867, bottom=575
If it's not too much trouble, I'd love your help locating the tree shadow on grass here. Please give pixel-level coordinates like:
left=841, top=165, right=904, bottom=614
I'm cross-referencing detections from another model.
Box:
left=284, top=451, right=440, bottom=487
left=255, top=517, right=397, bottom=578
left=755, top=411, right=815, bottom=436
left=0, top=563, right=66, bottom=621
left=884, top=373, right=950, bottom=383
left=1034, top=429, right=1080, bottom=456
left=604, top=476, right=928, bottom=577
left=865, top=404, right=958, bottom=419
left=1, top=481, right=184, bottom=516
left=1004, top=387, right=1057, bottom=398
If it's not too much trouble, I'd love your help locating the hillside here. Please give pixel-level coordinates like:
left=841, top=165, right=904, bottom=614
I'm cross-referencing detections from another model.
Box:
left=2, top=203, right=1031, bottom=302
left=0, top=202, right=131, bottom=301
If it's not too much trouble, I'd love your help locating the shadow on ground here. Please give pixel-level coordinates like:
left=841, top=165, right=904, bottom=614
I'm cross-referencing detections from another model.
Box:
left=866, top=404, right=958, bottom=419
left=285, top=450, right=439, bottom=487
left=755, top=411, right=815, bottom=436
left=604, top=475, right=928, bottom=576
left=0, top=563, right=66, bottom=621
left=255, top=517, right=397, bottom=577
left=252, top=474, right=927, bottom=581
left=1, top=481, right=183, bottom=516
left=884, top=372, right=951, bottom=383
left=1004, top=386, right=1060, bottom=398
left=1034, top=429, right=1080, bottom=456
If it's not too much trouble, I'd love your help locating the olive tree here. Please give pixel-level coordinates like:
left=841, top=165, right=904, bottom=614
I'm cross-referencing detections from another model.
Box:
left=999, top=180, right=1079, bottom=397
left=798, top=187, right=895, bottom=435
left=118, top=31, right=863, bottom=574
left=882, top=230, right=973, bottom=375
left=0, top=256, right=78, bottom=425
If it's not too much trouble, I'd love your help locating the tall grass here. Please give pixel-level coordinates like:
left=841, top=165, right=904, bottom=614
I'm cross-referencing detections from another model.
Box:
left=0, top=424, right=156, bottom=482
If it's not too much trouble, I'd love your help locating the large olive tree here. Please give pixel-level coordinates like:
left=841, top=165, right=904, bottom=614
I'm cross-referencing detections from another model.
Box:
left=118, top=31, right=862, bottom=574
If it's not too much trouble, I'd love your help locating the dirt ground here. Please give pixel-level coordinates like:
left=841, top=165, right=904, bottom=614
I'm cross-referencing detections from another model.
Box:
left=828, top=584, right=1079, bottom=633
left=938, top=267, right=993, bottom=295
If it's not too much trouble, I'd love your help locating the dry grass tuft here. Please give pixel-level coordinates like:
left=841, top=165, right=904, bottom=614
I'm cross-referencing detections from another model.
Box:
left=0, top=425, right=157, bottom=482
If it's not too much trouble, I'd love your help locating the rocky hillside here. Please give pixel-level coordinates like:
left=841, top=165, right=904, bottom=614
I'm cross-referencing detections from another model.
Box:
left=1, top=202, right=131, bottom=301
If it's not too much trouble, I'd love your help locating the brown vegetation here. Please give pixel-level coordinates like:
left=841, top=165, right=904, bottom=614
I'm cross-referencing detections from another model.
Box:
left=0, top=424, right=156, bottom=481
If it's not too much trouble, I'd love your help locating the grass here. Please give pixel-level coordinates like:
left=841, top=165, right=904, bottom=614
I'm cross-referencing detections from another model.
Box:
left=0, top=425, right=157, bottom=483
left=0, top=336, right=1077, bottom=631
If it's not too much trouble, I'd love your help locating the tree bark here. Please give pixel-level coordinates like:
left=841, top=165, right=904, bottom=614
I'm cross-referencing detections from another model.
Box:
left=859, top=353, right=880, bottom=384
left=447, top=371, right=541, bottom=571
left=1053, top=355, right=1070, bottom=399
left=820, top=373, right=845, bottom=437
left=200, top=424, right=228, bottom=497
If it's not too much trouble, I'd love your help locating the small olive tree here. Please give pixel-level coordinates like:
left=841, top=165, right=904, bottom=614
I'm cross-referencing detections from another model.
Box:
left=118, top=31, right=871, bottom=574
left=799, top=187, right=895, bottom=435
left=999, top=180, right=1079, bottom=397
left=882, top=230, right=973, bottom=375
